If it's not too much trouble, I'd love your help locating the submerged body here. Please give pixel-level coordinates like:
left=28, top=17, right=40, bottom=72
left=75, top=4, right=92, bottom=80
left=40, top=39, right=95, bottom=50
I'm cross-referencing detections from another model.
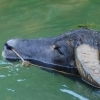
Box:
left=2, top=28, right=100, bottom=75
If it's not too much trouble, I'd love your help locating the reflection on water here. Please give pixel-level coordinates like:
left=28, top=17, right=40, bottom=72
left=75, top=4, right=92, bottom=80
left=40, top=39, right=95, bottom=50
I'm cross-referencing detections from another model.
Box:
left=0, top=0, right=100, bottom=100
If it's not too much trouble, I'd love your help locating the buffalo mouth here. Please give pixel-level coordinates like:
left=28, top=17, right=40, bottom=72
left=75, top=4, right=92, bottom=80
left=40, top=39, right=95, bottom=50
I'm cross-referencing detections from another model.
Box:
left=2, top=39, right=20, bottom=61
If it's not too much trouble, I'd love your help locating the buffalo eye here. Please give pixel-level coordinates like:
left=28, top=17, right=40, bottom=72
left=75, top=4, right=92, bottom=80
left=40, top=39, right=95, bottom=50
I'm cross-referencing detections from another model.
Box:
left=54, top=45, right=64, bottom=55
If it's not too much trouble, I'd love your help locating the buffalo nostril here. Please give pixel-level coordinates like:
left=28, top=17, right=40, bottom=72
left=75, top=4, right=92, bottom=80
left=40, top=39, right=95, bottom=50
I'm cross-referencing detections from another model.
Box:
left=5, top=43, right=13, bottom=50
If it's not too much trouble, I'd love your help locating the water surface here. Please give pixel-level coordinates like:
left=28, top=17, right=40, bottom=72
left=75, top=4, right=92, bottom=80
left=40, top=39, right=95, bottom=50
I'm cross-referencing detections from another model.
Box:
left=0, top=0, right=100, bottom=100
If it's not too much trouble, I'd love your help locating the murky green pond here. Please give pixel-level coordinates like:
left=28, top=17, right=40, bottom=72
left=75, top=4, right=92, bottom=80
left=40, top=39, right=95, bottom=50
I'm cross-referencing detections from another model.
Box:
left=0, top=0, right=100, bottom=100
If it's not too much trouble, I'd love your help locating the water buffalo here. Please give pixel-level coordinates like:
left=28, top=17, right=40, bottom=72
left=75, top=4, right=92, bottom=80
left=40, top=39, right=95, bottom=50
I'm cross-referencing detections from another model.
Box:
left=2, top=28, right=100, bottom=75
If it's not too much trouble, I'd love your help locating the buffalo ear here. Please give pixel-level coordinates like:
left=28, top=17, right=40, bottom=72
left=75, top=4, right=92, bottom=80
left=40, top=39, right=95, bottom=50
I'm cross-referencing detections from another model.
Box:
left=75, top=44, right=100, bottom=88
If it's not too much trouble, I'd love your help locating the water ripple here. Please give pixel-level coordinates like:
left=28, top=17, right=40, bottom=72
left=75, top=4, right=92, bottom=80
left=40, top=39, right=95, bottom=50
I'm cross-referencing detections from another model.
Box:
left=17, top=79, right=26, bottom=82
left=0, top=75, right=6, bottom=78
left=60, top=89, right=89, bottom=100
left=7, top=88, right=15, bottom=92
left=0, top=60, right=12, bottom=65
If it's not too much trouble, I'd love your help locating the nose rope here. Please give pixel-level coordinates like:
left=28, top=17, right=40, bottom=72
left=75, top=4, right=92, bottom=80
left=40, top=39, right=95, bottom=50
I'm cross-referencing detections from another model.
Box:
left=11, top=48, right=32, bottom=66
left=11, top=48, right=80, bottom=77
left=12, top=49, right=24, bottom=62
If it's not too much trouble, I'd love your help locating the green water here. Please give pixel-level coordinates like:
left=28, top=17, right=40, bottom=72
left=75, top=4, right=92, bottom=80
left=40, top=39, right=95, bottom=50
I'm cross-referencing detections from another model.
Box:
left=0, top=0, right=100, bottom=100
